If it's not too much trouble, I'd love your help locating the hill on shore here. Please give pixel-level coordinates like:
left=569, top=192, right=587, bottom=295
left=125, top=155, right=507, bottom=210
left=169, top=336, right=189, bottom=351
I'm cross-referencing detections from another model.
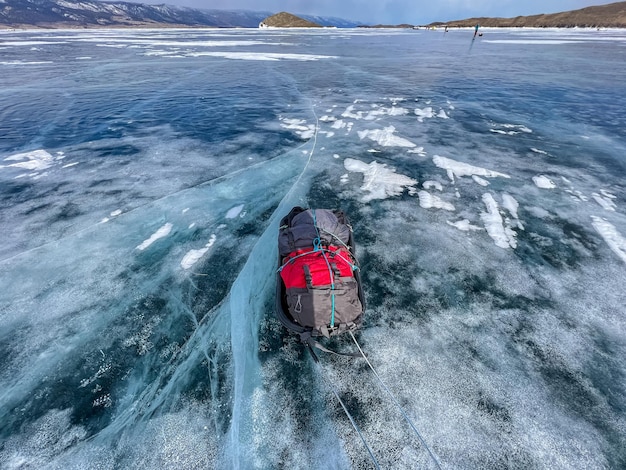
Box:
left=0, top=0, right=356, bottom=29
left=433, top=1, right=626, bottom=28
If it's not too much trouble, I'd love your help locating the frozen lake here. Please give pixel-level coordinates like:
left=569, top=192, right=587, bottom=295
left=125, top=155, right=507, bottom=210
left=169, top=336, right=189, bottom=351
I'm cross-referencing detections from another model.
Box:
left=1, top=26, right=625, bottom=469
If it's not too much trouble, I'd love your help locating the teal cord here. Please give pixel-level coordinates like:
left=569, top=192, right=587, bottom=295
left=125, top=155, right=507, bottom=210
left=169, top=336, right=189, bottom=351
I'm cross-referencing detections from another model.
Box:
left=312, top=209, right=335, bottom=327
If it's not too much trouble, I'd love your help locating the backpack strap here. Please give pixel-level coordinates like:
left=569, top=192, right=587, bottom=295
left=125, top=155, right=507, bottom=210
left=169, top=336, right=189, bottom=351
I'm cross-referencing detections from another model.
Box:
left=302, top=264, right=313, bottom=289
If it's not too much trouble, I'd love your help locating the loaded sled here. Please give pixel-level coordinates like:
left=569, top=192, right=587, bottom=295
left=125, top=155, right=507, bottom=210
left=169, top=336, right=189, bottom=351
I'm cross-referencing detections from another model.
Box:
left=274, top=208, right=442, bottom=468
left=275, top=207, right=366, bottom=358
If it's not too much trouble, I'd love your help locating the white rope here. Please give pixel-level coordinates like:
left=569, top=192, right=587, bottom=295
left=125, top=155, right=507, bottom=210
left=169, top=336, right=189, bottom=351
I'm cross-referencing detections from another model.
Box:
left=315, top=360, right=381, bottom=470
left=350, top=331, right=442, bottom=470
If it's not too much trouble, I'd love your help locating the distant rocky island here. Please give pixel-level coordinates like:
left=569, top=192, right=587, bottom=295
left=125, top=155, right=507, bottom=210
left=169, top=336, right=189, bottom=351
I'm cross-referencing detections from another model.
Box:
left=259, top=12, right=322, bottom=28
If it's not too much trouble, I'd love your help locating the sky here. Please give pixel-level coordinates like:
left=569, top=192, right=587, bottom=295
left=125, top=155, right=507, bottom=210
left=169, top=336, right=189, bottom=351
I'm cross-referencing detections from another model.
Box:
left=129, top=0, right=616, bottom=25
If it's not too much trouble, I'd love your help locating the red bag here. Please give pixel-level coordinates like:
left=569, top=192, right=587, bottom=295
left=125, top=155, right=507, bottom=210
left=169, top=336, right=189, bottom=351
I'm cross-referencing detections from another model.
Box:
left=280, top=246, right=355, bottom=289
left=279, top=246, right=362, bottom=335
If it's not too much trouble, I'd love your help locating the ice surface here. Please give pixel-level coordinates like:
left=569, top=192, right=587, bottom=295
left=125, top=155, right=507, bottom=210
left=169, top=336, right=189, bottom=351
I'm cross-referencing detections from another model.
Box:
left=1, top=27, right=625, bottom=470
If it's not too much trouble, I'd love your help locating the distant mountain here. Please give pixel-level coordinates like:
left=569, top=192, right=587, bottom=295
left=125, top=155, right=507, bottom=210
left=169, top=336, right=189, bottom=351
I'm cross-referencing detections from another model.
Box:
left=433, top=1, right=626, bottom=28
left=259, top=12, right=321, bottom=28
left=0, top=0, right=361, bottom=29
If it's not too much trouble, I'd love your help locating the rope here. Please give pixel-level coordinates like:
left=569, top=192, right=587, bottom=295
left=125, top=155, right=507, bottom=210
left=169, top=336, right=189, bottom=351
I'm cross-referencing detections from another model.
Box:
left=349, top=331, right=442, bottom=470
left=315, top=360, right=381, bottom=470
left=277, top=248, right=357, bottom=273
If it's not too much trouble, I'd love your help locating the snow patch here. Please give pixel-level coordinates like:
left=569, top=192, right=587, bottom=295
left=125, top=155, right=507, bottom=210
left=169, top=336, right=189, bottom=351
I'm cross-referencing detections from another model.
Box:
left=472, top=175, right=490, bottom=186
left=136, top=223, right=173, bottom=251
left=418, top=190, right=455, bottom=211
left=481, top=194, right=517, bottom=249
left=591, top=193, right=616, bottom=211
left=226, top=204, right=245, bottom=219
left=280, top=118, right=315, bottom=139
left=344, top=158, right=418, bottom=202
left=414, top=107, right=434, bottom=122
left=533, top=175, right=556, bottom=189
left=591, top=217, right=626, bottom=263
left=2, top=149, right=54, bottom=171
left=447, top=219, right=483, bottom=231
left=433, top=155, right=510, bottom=182
left=181, top=234, right=217, bottom=270
left=357, top=126, right=415, bottom=148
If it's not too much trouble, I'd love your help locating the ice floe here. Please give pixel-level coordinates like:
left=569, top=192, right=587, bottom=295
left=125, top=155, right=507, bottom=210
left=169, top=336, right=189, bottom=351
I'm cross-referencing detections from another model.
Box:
left=136, top=223, right=173, bottom=251
left=343, top=158, right=418, bottom=202
left=591, top=217, right=626, bottom=263
left=433, top=155, right=510, bottom=182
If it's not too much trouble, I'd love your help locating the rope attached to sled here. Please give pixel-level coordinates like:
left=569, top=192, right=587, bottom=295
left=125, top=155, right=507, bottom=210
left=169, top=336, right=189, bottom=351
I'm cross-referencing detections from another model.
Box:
left=349, top=331, right=442, bottom=470
left=314, top=360, right=381, bottom=470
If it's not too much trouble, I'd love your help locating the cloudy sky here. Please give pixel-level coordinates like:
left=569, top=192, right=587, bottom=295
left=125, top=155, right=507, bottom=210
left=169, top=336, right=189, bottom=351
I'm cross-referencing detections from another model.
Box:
left=130, top=0, right=614, bottom=25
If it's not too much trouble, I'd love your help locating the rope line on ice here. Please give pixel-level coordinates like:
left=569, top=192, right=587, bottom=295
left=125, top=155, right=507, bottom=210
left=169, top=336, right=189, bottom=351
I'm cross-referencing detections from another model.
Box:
left=350, top=331, right=443, bottom=470
left=315, top=360, right=381, bottom=470
left=312, top=334, right=442, bottom=470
